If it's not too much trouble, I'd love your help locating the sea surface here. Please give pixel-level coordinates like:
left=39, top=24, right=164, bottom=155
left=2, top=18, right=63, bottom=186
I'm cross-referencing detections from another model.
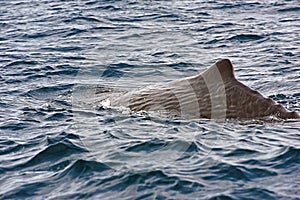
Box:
left=1, top=0, right=300, bottom=199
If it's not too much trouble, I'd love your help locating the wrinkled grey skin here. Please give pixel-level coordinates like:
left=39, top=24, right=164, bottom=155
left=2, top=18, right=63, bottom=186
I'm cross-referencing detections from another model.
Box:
left=110, top=59, right=300, bottom=120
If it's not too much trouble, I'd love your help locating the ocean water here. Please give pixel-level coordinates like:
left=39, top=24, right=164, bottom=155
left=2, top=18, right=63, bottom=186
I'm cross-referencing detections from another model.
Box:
left=0, top=0, right=300, bottom=199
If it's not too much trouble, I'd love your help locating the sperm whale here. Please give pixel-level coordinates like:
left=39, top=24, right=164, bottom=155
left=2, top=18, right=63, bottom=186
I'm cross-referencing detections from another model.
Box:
left=108, top=59, right=299, bottom=120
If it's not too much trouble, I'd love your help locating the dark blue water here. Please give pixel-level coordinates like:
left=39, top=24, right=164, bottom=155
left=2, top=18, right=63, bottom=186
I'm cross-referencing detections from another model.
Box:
left=1, top=1, right=300, bottom=199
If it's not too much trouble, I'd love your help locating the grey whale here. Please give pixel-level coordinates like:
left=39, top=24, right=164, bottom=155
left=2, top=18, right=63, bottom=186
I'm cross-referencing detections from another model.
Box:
left=108, top=59, right=299, bottom=120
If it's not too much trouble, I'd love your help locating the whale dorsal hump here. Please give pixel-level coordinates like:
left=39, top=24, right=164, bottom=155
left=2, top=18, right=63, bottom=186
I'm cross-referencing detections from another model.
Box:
left=215, top=59, right=235, bottom=81
left=200, top=59, right=235, bottom=83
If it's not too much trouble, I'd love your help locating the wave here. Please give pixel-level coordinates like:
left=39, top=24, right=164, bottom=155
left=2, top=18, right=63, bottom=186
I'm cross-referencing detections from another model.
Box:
left=22, top=141, right=85, bottom=168
left=278, top=7, right=300, bottom=12
left=228, top=34, right=266, bottom=43
left=4, top=60, right=39, bottom=68
left=230, top=187, right=276, bottom=200
left=57, top=159, right=112, bottom=179
left=24, top=84, right=73, bottom=99
left=204, top=162, right=277, bottom=182
left=268, top=146, right=300, bottom=169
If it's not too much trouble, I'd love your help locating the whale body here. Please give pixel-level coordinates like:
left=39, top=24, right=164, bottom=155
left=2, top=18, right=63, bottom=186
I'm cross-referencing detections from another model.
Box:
left=108, top=59, right=299, bottom=120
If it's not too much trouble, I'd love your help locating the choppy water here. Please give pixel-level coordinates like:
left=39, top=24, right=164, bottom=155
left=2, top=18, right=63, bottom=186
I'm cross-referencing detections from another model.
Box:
left=1, top=0, right=300, bottom=199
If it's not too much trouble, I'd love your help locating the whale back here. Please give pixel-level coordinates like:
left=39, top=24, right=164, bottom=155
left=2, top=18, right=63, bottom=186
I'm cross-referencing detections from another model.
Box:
left=108, top=59, right=300, bottom=119
left=112, top=59, right=237, bottom=119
